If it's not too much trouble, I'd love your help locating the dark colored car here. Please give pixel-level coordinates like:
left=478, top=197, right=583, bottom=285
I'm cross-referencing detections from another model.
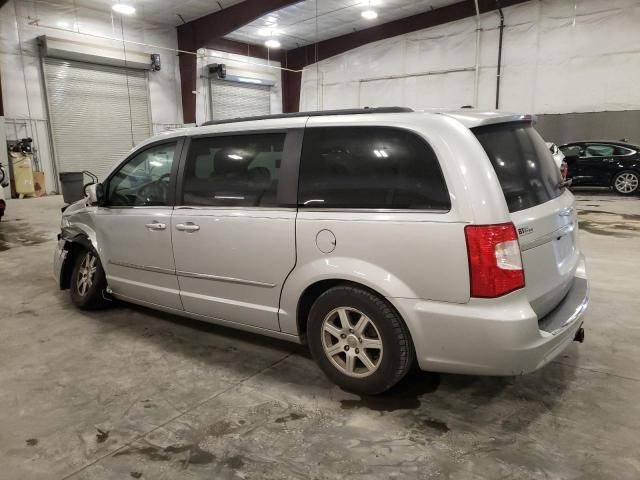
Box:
left=0, top=163, right=7, bottom=221
left=560, top=141, right=640, bottom=195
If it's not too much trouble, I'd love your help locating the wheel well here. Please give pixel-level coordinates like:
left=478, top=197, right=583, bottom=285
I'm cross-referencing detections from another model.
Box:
left=296, top=279, right=405, bottom=343
left=60, top=239, right=92, bottom=289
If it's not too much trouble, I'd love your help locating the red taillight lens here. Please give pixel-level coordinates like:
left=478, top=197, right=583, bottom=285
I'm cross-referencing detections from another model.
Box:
left=464, top=223, right=525, bottom=298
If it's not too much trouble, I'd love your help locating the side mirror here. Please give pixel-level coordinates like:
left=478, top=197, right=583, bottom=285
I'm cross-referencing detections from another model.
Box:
left=84, top=183, right=105, bottom=206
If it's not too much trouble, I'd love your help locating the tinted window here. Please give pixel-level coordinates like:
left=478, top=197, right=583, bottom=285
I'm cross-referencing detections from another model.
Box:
left=473, top=123, right=563, bottom=213
left=614, top=146, right=635, bottom=155
left=560, top=144, right=582, bottom=157
left=298, top=127, right=450, bottom=210
left=107, top=142, right=176, bottom=207
left=584, top=144, right=615, bottom=157
left=182, top=133, right=285, bottom=207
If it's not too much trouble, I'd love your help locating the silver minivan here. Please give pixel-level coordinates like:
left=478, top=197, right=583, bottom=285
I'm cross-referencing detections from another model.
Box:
left=54, top=108, right=589, bottom=394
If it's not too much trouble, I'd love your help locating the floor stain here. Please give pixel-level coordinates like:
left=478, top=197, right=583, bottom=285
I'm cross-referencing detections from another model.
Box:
left=207, top=419, right=234, bottom=436
left=422, top=418, right=450, bottom=435
left=25, top=438, right=38, bottom=446
left=578, top=209, right=640, bottom=238
left=340, top=372, right=441, bottom=412
left=115, top=443, right=215, bottom=467
left=0, top=221, right=50, bottom=251
left=223, top=454, right=245, bottom=470
left=130, top=472, right=142, bottom=479
left=274, top=412, right=306, bottom=423
left=96, top=428, right=109, bottom=443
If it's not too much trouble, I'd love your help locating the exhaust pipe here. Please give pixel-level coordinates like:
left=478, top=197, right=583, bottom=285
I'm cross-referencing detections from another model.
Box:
left=573, top=327, right=585, bottom=343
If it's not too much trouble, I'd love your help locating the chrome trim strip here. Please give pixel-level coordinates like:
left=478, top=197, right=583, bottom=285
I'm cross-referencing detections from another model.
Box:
left=519, top=223, right=575, bottom=251
left=176, top=270, right=276, bottom=288
left=108, top=260, right=175, bottom=275
left=174, top=206, right=297, bottom=212
left=300, top=208, right=450, bottom=214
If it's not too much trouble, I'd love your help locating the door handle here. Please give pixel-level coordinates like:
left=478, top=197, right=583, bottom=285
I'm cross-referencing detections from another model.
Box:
left=175, top=223, right=200, bottom=232
left=145, top=222, right=166, bottom=230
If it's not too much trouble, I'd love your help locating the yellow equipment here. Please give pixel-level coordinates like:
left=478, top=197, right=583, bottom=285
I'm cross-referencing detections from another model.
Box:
left=9, top=151, right=35, bottom=198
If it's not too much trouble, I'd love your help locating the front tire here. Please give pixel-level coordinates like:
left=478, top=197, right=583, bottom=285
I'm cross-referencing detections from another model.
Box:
left=70, top=249, right=109, bottom=310
left=612, top=171, right=639, bottom=195
left=307, top=285, right=414, bottom=395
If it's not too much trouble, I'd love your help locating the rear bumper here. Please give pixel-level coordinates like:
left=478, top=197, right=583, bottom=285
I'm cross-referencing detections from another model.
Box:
left=392, top=255, right=589, bottom=376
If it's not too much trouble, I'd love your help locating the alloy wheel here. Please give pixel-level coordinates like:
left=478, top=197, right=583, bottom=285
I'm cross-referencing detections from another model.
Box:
left=321, top=307, right=383, bottom=378
left=614, top=172, right=639, bottom=194
left=76, top=253, right=97, bottom=296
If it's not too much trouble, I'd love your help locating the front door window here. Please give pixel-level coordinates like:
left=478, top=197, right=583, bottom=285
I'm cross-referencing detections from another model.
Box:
left=107, top=142, right=177, bottom=206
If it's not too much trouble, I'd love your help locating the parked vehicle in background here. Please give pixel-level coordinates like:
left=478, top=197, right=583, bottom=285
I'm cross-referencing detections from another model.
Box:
left=560, top=141, right=640, bottom=195
left=0, top=162, right=8, bottom=221
left=546, top=142, right=568, bottom=178
left=53, top=108, right=589, bottom=394
left=546, top=142, right=564, bottom=168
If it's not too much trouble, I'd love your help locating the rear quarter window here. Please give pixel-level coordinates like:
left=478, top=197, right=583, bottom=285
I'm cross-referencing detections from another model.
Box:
left=298, top=126, right=450, bottom=210
left=473, top=123, right=563, bottom=213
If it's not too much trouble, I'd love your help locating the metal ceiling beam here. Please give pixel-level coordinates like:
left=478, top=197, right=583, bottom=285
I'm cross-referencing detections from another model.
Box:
left=282, top=0, right=531, bottom=112
left=177, top=0, right=302, bottom=123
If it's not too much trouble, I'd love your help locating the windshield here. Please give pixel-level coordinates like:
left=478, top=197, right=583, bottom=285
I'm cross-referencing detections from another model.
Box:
left=473, top=122, right=564, bottom=213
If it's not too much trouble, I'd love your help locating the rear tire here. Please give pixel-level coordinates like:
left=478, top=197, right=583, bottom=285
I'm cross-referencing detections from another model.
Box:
left=307, top=285, right=414, bottom=395
left=70, top=249, right=109, bottom=310
left=612, top=171, right=639, bottom=195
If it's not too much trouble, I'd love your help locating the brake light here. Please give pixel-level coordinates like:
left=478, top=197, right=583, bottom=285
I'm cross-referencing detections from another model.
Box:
left=464, top=223, right=525, bottom=298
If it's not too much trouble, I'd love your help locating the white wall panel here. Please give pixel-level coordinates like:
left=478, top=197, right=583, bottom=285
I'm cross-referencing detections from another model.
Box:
left=0, top=0, right=183, bottom=192
left=300, top=0, right=640, bottom=116
left=359, top=79, right=404, bottom=108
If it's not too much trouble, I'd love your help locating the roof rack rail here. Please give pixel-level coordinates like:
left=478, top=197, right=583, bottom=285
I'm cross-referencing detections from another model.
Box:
left=201, top=107, right=413, bottom=126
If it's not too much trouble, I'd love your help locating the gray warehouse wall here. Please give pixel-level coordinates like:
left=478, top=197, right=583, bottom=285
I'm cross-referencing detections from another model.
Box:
left=536, top=111, right=640, bottom=146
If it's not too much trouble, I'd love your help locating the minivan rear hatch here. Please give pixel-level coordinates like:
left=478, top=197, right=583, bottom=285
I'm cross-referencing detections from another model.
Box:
left=473, top=122, right=580, bottom=319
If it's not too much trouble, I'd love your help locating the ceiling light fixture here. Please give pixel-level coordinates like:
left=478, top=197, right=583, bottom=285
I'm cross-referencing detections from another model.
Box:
left=361, top=9, right=378, bottom=20
left=112, top=3, right=136, bottom=15
left=265, top=39, right=281, bottom=49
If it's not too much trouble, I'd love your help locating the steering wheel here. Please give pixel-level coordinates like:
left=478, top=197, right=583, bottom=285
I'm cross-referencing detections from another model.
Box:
left=135, top=173, right=171, bottom=205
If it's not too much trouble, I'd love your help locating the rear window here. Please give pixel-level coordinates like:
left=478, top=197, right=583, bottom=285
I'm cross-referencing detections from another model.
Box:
left=473, top=123, right=563, bottom=213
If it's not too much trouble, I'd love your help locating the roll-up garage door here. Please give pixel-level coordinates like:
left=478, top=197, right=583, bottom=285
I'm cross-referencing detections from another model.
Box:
left=43, top=58, right=151, bottom=179
left=209, top=79, right=271, bottom=121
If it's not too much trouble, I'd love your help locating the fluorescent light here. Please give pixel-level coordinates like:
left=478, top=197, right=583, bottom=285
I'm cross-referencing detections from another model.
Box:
left=361, top=9, right=378, bottom=20
left=227, top=154, right=243, bottom=160
left=236, top=77, right=263, bottom=84
left=380, top=150, right=388, bottom=157
left=112, top=4, right=136, bottom=15
left=149, top=160, right=163, bottom=167
left=57, top=20, right=69, bottom=28
left=373, top=150, right=382, bottom=158
left=265, top=39, right=281, bottom=49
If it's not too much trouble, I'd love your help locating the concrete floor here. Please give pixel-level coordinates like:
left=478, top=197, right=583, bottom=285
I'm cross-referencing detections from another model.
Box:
left=0, top=192, right=639, bottom=480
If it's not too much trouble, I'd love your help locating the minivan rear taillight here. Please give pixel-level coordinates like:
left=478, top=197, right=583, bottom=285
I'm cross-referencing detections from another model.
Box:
left=464, top=223, right=525, bottom=298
